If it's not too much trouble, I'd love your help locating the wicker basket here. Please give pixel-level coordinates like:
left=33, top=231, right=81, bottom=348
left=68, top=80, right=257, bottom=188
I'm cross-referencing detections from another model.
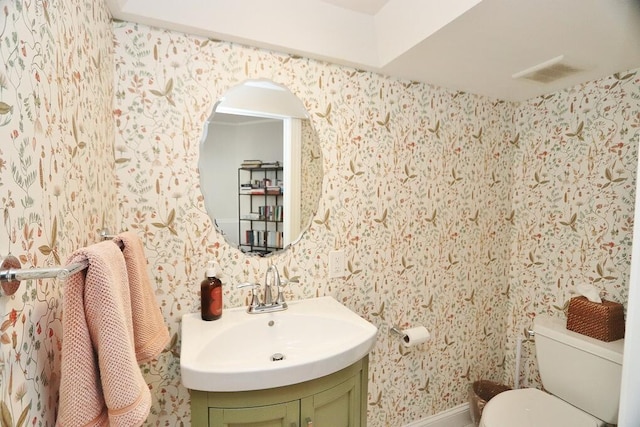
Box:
left=566, top=296, right=625, bottom=342
left=468, top=380, right=512, bottom=426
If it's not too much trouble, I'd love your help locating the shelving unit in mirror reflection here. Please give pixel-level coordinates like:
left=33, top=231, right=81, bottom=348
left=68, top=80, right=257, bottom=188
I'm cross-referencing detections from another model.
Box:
left=238, top=164, right=283, bottom=255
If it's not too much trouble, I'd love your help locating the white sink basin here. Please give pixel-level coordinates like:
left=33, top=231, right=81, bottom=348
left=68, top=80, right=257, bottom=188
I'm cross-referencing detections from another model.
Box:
left=180, top=296, right=378, bottom=392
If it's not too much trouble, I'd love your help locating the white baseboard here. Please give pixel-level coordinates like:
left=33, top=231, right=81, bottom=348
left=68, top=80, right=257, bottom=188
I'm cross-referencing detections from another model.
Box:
left=404, top=403, right=473, bottom=427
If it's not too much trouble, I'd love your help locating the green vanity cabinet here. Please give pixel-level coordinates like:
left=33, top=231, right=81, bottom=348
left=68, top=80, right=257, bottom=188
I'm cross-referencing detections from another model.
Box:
left=300, top=373, right=361, bottom=427
left=190, top=357, right=368, bottom=427
left=208, top=401, right=299, bottom=427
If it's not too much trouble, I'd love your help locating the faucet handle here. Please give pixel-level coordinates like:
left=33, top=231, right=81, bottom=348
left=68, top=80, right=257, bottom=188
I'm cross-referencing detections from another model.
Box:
left=237, top=282, right=261, bottom=308
left=237, top=282, right=259, bottom=289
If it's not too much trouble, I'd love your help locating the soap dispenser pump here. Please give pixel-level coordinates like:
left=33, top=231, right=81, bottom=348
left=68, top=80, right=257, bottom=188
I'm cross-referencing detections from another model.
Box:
left=201, top=260, right=222, bottom=321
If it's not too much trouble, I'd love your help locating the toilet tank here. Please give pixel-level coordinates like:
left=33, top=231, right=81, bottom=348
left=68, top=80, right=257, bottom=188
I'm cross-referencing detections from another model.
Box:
left=533, top=315, right=624, bottom=425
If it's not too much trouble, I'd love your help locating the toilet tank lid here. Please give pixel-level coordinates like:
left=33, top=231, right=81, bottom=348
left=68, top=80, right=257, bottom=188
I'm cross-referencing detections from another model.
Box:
left=533, top=315, right=624, bottom=365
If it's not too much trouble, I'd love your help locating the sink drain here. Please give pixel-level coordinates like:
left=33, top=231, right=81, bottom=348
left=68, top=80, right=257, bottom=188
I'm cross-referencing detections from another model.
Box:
left=271, top=353, right=285, bottom=361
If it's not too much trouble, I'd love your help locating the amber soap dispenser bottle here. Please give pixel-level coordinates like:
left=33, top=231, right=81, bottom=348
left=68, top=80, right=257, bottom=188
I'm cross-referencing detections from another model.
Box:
left=201, top=261, right=222, bottom=321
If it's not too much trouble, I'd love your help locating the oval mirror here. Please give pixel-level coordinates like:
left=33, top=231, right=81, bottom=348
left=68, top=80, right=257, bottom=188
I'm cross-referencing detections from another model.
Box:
left=199, top=80, right=323, bottom=255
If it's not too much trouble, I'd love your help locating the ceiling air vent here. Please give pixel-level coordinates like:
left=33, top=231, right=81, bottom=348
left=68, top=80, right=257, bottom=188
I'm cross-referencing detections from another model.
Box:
left=512, top=55, right=582, bottom=84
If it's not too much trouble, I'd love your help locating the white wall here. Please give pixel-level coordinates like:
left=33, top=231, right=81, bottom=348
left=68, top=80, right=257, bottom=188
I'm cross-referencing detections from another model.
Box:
left=618, top=144, right=640, bottom=426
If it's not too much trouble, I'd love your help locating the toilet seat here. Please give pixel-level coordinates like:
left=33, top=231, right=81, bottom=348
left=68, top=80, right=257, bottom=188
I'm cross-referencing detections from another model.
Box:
left=479, top=388, right=604, bottom=427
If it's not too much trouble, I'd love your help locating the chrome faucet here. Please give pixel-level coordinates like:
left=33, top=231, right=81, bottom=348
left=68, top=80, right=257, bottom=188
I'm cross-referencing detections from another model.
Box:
left=237, top=265, right=288, bottom=314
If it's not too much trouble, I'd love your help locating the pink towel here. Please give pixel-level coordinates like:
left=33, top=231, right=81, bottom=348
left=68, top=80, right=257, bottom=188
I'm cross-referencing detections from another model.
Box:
left=57, top=241, right=151, bottom=427
left=114, top=232, right=170, bottom=362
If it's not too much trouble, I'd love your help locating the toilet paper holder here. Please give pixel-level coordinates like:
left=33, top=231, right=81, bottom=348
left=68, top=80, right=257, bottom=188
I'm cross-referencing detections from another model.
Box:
left=389, top=324, right=431, bottom=348
left=389, top=325, right=404, bottom=337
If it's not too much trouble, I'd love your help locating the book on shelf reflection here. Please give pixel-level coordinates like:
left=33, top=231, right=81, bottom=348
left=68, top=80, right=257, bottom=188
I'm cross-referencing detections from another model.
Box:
left=245, top=230, right=283, bottom=248
left=240, top=160, right=281, bottom=168
left=241, top=160, right=262, bottom=168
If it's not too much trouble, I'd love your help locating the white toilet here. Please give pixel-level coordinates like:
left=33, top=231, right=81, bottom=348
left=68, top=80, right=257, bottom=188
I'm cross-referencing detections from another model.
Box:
left=480, top=315, right=625, bottom=427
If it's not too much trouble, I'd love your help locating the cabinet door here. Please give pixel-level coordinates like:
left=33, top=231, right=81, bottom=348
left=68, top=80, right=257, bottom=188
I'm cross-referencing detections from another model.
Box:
left=208, top=400, right=299, bottom=427
left=300, top=376, right=360, bottom=427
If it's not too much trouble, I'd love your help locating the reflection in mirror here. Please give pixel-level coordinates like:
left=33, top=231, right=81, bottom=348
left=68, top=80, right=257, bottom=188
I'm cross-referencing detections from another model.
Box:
left=199, top=80, right=323, bottom=256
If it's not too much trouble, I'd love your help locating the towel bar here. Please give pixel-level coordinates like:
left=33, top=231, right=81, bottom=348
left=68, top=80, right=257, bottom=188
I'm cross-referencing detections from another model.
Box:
left=0, top=230, right=124, bottom=296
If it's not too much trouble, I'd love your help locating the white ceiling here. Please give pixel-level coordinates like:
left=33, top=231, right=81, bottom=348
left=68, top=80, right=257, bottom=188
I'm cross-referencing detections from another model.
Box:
left=106, top=0, right=640, bottom=101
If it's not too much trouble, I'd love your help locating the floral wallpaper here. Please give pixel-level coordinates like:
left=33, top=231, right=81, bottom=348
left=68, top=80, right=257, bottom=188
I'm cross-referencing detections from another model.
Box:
left=0, top=0, right=116, bottom=426
left=0, top=0, right=638, bottom=426
left=112, top=20, right=639, bottom=427
left=112, top=23, right=514, bottom=426
left=507, top=75, right=639, bottom=387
